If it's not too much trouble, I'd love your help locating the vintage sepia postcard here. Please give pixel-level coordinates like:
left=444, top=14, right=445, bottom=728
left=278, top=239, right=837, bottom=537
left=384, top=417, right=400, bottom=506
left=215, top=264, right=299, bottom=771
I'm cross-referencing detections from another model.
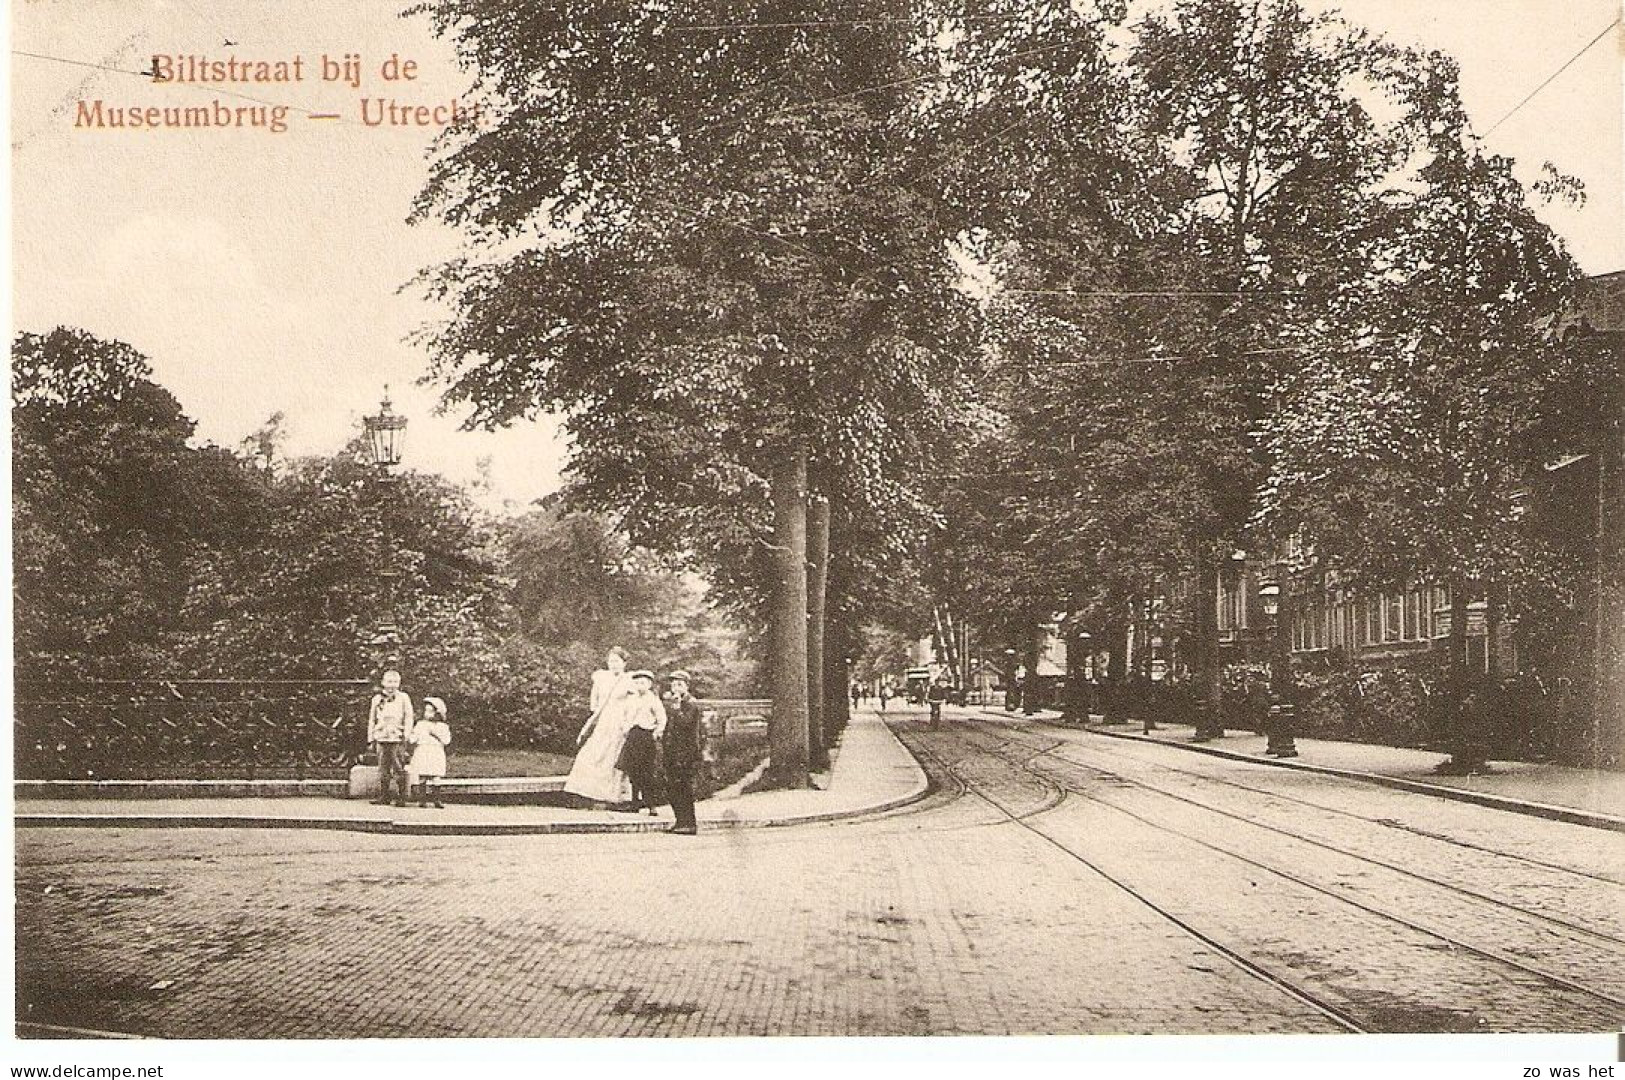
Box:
left=8, top=0, right=1624, bottom=1073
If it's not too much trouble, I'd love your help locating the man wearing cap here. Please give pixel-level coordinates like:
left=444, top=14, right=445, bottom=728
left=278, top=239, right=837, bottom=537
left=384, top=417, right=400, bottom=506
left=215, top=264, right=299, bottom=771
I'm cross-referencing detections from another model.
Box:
left=661, top=670, right=704, bottom=835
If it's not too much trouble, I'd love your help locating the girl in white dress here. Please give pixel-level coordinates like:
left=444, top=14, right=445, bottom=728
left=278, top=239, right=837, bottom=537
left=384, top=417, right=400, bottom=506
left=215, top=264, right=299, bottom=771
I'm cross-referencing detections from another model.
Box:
left=564, top=647, right=635, bottom=803
left=408, top=697, right=452, bottom=809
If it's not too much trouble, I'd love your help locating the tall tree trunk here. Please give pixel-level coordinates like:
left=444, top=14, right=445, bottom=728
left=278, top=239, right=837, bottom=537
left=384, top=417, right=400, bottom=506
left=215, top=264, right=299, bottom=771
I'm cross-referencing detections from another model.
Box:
left=1596, top=403, right=1625, bottom=767
left=767, top=446, right=811, bottom=788
left=1194, top=552, right=1225, bottom=740
left=1062, top=623, right=1091, bottom=722
left=939, top=606, right=961, bottom=684
left=824, top=615, right=852, bottom=739
left=806, top=493, right=831, bottom=773
left=1485, top=591, right=1501, bottom=679
left=1439, top=580, right=1483, bottom=773
left=955, top=613, right=968, bottom=691
left=1124, top=596, right=1142, bottom=724
left=931, top=605, right=952, bottom=680
left=1021, top=621, right=1044, bottom=715
left=1100, top=612, right=1129, bottom=725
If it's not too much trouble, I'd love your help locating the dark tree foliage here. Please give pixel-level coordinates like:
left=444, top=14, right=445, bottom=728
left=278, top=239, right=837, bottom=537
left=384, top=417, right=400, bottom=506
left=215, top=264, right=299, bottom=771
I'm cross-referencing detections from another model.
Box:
left=12, top=329, right=752, bottom=756
left=409, top=0, right=1005, bottom=780
left=13, top=327, right=240, bottom=677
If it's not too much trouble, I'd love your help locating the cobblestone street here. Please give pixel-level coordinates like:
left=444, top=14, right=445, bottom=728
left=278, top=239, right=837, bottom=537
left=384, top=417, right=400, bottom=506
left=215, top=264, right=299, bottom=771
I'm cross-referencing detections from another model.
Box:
left=15, top=708, right=1625, bottom=1038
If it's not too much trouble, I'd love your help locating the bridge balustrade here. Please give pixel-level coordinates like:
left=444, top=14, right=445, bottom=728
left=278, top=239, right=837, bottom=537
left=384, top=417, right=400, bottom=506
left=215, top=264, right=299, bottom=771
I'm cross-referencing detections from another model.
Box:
left=13, top=680, right=372, bottom=780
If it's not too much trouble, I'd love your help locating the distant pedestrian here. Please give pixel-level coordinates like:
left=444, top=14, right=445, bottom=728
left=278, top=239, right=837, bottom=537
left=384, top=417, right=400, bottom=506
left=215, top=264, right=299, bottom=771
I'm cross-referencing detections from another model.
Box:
left=615, top=670, right=667, bottom=814
left=661, top=671, right=704, bottom=835
left=927, top=678, right=949, bottom=728
left=851, top=683, right=862, bottom=711
left=877, top=685, right=890, bottom=713
left=367, top=669, right=415, bottom=808
left=408, top=697, right=452, bottom=809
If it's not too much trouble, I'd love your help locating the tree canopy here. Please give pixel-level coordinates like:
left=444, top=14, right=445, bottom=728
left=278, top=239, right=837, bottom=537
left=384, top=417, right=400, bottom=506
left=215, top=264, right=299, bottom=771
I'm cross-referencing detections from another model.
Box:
left=12, top=327, right=752, bottom=754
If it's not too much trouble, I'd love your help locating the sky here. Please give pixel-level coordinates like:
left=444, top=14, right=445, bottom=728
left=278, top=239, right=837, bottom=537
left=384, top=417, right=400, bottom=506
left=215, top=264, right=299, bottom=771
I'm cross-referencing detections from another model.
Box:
left=10, top=1, right=1622, bottom=512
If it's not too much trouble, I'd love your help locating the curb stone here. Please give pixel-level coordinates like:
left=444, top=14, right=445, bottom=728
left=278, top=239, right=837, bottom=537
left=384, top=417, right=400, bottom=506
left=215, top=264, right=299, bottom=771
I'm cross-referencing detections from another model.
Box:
left=13, top=720, right=932, bottom=835
left=1077, top=718, right=1625, bottom=833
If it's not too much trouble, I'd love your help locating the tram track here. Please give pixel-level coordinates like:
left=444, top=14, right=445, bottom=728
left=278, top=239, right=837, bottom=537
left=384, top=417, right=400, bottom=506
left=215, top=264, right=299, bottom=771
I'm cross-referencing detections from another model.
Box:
left=898, top=717, right=1625, bottom=1030
left=1058, top=725, right=1625, bottom=887
left=901, top=732, right=1369, bottom=1034
left=962, top=722, right=1625, bottom=949
left=1057, top=738, right=1625, bottom=941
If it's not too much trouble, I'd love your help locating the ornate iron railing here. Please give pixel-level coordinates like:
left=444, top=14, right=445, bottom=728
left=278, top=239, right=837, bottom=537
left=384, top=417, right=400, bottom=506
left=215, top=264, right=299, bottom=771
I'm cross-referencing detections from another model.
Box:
left=13, top=679, right=373, bottom=780
left=695, top=697, right=770, bottom=737
left=14, top=686, right=787, bottom=781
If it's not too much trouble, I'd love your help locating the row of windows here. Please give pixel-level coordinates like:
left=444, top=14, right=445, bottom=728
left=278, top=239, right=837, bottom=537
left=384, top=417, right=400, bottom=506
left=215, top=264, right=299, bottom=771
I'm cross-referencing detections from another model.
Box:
left=1218, top=572, right=1469, bottom=650
left=1291, top=587, right=1452, bottom=652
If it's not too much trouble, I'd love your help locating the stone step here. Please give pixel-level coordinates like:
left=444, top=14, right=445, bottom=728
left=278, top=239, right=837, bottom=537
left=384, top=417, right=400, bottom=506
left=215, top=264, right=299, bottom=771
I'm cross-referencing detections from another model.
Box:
left=15, top=779, right=349, bottom=800
left=438, top=775, right=565, bottom=795
left=16, top=775, right=567, bottom=801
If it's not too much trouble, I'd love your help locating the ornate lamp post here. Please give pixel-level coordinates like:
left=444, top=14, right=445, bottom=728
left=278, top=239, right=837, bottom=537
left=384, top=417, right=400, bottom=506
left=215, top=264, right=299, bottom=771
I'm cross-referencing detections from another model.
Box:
left=1258, top=578, right=1299, bottom=758
left=1075, top=630, right=1095, bottom=720
left=362, top=388, right=407, bottom=662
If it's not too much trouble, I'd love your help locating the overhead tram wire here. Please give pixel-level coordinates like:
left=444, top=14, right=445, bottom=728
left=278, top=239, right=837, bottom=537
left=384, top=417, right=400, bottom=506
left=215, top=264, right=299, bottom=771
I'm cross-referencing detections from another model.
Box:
left=1039, top=342, right=1323, bottom=365
left=1483, top=16, right=1620, bottom=137
left=1004, top=288, right=1298, bottom=298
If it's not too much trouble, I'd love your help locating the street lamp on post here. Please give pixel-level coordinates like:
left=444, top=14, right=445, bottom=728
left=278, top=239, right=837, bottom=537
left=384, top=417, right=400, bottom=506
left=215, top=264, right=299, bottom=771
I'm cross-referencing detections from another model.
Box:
left=364, top=388, right=407, bottom=469
left=1257, top=578, right=1299, bottom=758
left=1003, top=647, right=1018, bottom=711
left=362, top=388, right=408, bottom=665
left=1076, top=631, right=1096, bottom=719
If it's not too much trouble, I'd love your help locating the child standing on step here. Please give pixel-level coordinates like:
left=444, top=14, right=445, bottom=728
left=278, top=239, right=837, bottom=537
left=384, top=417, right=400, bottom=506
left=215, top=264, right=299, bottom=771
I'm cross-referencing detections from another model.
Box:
left=408, top=697, right=452, bottom=809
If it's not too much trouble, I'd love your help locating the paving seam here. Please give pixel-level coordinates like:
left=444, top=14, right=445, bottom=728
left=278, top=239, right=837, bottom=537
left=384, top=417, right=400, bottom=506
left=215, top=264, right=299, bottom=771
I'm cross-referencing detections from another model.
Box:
left=16, top=1020, right=149, bottom=1040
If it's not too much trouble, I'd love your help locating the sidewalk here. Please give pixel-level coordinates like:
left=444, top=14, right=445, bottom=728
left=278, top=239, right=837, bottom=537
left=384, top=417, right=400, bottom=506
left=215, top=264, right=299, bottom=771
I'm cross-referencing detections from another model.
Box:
left=12, top=710, right=928, bottom=835
left=979, top=707, right=1625, bottom=831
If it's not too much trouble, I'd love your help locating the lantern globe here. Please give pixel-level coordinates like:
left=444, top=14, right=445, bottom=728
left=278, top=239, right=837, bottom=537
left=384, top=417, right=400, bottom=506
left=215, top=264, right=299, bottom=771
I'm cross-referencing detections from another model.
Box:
left=363, top=388, right=407, bottom=468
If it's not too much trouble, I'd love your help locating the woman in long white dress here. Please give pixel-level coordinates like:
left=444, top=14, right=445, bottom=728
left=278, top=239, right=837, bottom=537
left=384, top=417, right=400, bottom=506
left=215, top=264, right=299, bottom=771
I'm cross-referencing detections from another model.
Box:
left=564, top=647, right=635, bottom=803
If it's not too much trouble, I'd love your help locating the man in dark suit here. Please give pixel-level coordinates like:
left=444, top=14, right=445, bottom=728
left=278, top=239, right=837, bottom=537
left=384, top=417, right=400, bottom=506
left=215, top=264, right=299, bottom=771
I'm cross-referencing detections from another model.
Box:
left=661, top=670, right=705, bottom=835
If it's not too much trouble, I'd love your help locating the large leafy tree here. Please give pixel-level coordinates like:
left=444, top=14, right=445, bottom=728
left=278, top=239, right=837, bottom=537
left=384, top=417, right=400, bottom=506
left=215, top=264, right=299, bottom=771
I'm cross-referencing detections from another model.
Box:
left=921, top=0, right=1470, bottom=734
left=881, top=0, right=1199, bottom=714
left=12, top=328, right=250, bottom=678
left=411, top=0, right=987, bottom=785
left=1126, top=0, right=1431, bottom=731
left=13, top=327, right=759, bottom=764
left=1257, top=55, right=1606, bottom=762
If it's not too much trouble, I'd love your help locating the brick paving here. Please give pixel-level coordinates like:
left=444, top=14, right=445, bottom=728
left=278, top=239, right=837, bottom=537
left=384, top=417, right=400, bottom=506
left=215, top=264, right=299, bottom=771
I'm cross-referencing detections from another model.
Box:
left=15, top=707, right=1624, bottom=1038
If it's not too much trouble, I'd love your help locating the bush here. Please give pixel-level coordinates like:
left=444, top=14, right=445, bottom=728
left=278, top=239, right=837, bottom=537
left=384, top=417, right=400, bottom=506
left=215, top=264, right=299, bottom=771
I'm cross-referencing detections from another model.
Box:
left=1216, top=653, right=1607, bottom=766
